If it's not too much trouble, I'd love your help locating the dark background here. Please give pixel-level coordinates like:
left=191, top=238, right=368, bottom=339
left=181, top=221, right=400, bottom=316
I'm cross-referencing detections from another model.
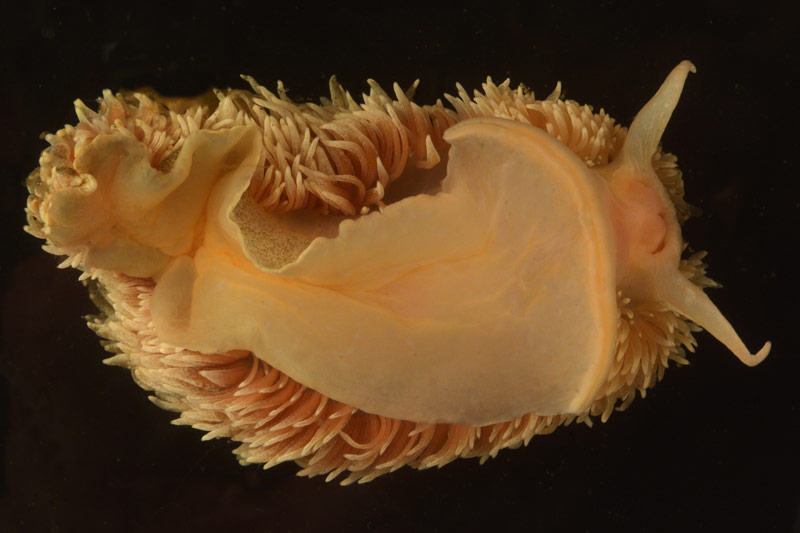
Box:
left=1, top=1, right=797, bottom=531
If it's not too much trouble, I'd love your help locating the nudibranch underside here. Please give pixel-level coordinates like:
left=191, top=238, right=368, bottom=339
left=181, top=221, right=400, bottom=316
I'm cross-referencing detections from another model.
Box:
left=25, top=61, right=769, bottom=483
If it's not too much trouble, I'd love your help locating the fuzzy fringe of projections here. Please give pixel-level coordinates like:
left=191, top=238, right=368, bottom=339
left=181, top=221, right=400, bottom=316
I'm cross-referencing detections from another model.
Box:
left=26, top=74, right=686, bottom=232
left=28, top=75, right=700, bottom=483
left=90, top=251, right=710, bottom=484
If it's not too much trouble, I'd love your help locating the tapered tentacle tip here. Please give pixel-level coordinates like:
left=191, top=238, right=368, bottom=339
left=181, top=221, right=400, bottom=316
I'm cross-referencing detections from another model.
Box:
left=677, top=60, right=697, bottom=74
left=740, top=340, right=771, bottom=367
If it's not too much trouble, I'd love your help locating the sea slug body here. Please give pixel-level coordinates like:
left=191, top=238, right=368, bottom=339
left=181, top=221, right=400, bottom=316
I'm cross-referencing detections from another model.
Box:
left=25, top=61, right=770, bottom=484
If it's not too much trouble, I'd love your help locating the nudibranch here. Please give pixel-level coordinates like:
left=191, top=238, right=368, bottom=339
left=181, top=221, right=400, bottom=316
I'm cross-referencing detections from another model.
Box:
left=26, top=61, right=770, bottom=483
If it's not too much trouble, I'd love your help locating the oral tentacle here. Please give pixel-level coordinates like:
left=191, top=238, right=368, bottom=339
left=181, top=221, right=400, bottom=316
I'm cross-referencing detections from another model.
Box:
left=617, top=60, right=696, bottom=172
left=654, top=267, right=771, bottom=366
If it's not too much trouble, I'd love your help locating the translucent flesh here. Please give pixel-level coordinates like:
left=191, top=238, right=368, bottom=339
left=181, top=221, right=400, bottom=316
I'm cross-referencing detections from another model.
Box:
left=150, top=118, right=618, bottom=425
